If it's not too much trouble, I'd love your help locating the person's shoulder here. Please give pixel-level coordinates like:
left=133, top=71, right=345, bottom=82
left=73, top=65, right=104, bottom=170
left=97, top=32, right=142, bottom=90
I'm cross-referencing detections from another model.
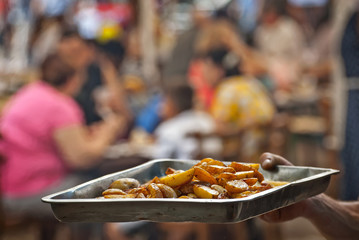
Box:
left=154, top=117, right=180, bottom=135
left=32, top=82, right=82, bottom=117
left=155, top=112, right=194, bottom=135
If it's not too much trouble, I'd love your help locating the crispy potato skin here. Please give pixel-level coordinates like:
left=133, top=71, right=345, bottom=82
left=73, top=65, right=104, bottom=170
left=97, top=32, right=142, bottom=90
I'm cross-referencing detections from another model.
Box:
left=101, top=158, right=280, bottom=199
left=102, top=189, right=127, bottom=196
left=148, top=183, right=164, bottom=198
left=193, top=185, right=219, bottom=199
left=109, top=178, right=140, bottom=191
left=243, top=178, right=259, bottom=186
left=165, top=167, right=177, bottom=175
left=195, top=158, right=226, bottom=167
left=160, top=168, right=195, bottom=187
left=205, top=165, right=236, bottom=174
left=229, top=162, right=260, bottom=172
left=225, top=180, right=249, bottom=194
left=157, top=184, right=177, bottom=198
left=194, top=167, right=217, bottom=185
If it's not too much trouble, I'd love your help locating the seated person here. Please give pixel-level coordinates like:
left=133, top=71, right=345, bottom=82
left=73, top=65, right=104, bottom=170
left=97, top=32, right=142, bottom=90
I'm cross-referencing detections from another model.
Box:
left=0, top=53, right=124, bottom=218
left=57, top=31, right=132, bottom=125
left=203, top=47, right=276, bottom=161
left=153, top=85, right=218, bottom=159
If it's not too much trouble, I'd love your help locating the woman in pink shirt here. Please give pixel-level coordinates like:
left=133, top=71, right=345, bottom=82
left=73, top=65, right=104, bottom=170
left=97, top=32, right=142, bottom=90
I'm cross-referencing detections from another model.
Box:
left=0, top=54, right=124, bottom=217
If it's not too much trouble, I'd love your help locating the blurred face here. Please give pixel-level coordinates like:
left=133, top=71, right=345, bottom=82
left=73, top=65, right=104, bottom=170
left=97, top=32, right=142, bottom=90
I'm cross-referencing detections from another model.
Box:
left=57, top=37, right=94, bottom=70
left=202, top=58, right=225, bottom=87
left=160, top=96, right=178, bottom=120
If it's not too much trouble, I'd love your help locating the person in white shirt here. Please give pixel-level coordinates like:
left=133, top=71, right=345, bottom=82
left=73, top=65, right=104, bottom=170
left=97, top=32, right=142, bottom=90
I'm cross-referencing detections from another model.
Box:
left=154, top=85, right=218, bottom=159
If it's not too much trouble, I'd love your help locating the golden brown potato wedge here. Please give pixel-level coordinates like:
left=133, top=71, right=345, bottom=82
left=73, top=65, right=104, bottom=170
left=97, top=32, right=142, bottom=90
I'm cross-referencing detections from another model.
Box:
left=178, top=182, right=195, bottom=194
left=194, top=166, right=217, bottom=185
left=157, top=183, right=177, bottom=198
left=225, top=180, right=249, bottom=194
left=165, top=167, right=177, bottom=175
left=242, top=178, right=258, bottom=186
left=205, top=165, right=236, bottom=175
left=249, top=182, right=272, bottom=192
left=217, top=178, right=228, bottom=187
left=127, top=187, right=149, bottom=196
left=195, top=158, right=226, bottom=167
left=160, top=168, right=195, bottom=187
left=193, top=184, right=219, bottom=199
left=102, top=188, right=127, bottom=196
left=234, top=171, right=254, bottom=179
left=142, top=176, right=161, bottom=188
left=229, top=162, right=260, bottom=172
left=136, top=193, right=146, bottom=198
left=253, top=169, right=264, bottom=182
left=148, top=183, right=164, bottom=198
left=216, top=171, right=254, bottom=181
left=109, top=178, right=140, bottom=191
left=210, top=184, right=227, bottom=194
left=216, top=172, right=237, bottom=181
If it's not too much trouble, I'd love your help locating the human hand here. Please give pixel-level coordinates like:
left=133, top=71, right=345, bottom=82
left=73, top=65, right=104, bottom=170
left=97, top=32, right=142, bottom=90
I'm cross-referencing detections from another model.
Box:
left=260, top=152, right=293, bottom=170
left=259, top=152, right=309, bottom=222
left=90, top=114, right=127, bottom=143
left=98, top=53, right=118, bottom=81
left=103, top=113, right=127, bottom=136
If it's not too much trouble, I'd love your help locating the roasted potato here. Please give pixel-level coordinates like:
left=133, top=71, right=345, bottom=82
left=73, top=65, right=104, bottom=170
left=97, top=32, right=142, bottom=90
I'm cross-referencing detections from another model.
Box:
left=157, top=183, right=177, bottom=198
left=148, top=183, right=164, bottom=198
left=102, top=188, right=127, bottom=196
left=225, top=180, right=249, bottom=194
left=243, top=178, right=259, bottom=186
left=193, top=167, right=217, bottom=185
left=229, top=162, right=259, bottom=172
left=216, top=171, right=254, bottom=181
left=100, top=158, right=287, bottom=200
left=193, top=184, right=219, bottom=199
left=109, top=178, right=140, bottom=191
left=205, top=165, right=236, bottom=174
left=210, top=184, right=227, bottom=194
left=195, top=158, right=226, bottom=167
left=127, top=187, right=149, bottom=196
left=165, top=167, right=177, bottom=175
left=160, top=168, right=195, bottom=187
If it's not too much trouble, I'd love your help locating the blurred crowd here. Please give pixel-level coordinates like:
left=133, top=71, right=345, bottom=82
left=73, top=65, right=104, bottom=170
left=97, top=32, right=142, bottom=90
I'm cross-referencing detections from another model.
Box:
left=1, top=0, right=359, bottom=239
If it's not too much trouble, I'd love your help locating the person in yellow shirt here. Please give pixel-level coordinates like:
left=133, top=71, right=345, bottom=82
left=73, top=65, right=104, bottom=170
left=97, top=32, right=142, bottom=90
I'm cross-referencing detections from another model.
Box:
left=202, top=47, right=276, bottom=161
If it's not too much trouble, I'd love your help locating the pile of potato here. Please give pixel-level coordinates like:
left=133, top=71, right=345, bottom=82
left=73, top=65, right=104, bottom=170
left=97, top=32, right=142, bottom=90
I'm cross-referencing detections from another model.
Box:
left=100, top=158, right=277, bottom=199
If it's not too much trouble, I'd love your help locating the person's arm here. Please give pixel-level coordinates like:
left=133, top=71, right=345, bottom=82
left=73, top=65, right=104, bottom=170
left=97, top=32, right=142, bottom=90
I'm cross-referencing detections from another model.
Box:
left=219, top=21, right=268, bottom=76
left=99, top=55, right=133, bottom=122
left=260, top=153, right=359, bottom=240
left=53, top=114, right=125, bottom=169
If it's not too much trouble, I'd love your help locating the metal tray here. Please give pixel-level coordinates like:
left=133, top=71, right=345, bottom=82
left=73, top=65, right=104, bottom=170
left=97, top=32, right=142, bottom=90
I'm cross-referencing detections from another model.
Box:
left=42, top=159, right=339, bottom=223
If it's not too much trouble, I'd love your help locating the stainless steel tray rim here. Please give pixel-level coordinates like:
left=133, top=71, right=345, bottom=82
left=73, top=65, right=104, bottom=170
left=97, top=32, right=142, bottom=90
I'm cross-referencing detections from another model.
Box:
left=42, top=158, right=340, bottom=223
left=41, top=168, right=340, bottom=203
left=42, top=159, right=340, bottom=203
